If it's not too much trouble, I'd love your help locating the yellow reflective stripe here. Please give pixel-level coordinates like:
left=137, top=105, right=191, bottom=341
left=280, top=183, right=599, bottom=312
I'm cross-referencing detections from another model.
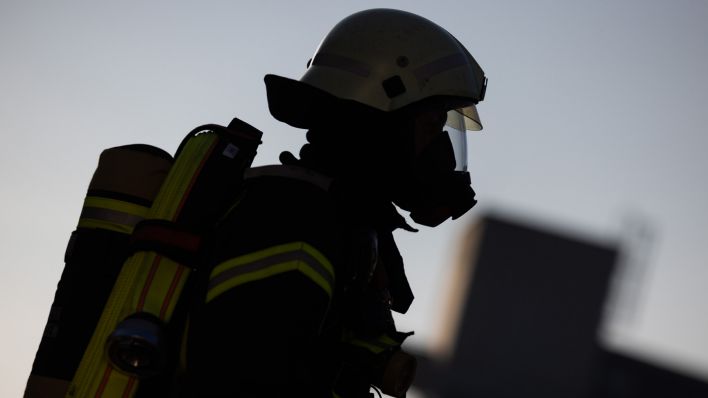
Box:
left=68, top=251, right=155, bottom=397
left=68, top=252, right=191, bottom=397
left=207, top=242, right=334, bottom=302
left=150, top=133, right=219, bottom=220
left=77, top=218, right=133, bottom=234
left=378, top=334, right=399, bottom=346
left=211, top=242, right=334, bottom=278
left=83, top=196, right=149, bottom=217
left=78, top=196, right=150, bottom=234
left=208, top=260, right=331, bottom=302
left=349, top=338, right=387, bottom=354
left=88, top=366, right=136, bottom=398
left=130, top=255, right=191, bottom=320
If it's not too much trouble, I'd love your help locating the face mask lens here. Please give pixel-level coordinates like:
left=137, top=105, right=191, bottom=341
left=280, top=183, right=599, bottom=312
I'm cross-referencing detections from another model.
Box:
left=444, top=110, right=468, bottom=172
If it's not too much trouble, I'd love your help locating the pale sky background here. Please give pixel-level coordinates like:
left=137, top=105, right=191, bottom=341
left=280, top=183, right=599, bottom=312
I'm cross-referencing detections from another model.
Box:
left=2, top=1, right=708, bottom=397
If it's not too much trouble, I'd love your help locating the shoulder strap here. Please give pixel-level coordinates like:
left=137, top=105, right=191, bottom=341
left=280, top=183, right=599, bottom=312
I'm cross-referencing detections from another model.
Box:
left=245, top=164, right=333, bottom=192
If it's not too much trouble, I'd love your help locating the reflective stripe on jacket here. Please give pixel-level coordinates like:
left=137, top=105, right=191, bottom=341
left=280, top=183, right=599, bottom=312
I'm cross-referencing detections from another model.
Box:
left=207, top=241, right=335, bottom=302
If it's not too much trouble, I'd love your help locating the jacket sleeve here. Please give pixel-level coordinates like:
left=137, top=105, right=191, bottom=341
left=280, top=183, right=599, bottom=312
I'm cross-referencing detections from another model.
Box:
left=182, top=176, right=340, bottom=397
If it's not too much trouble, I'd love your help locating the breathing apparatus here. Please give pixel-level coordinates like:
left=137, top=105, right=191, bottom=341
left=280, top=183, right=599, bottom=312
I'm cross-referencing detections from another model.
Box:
left=25, top=119, right=263, bottom=398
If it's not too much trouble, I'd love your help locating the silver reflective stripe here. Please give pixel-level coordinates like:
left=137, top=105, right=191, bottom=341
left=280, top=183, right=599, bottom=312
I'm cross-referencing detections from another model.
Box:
left=312, top=52, right=372, bottom=78
left=413, top=53, right=469, bottom=82
left=208, top=249, right=335, bottom=292
left=79, top=206, right=144, bottom=227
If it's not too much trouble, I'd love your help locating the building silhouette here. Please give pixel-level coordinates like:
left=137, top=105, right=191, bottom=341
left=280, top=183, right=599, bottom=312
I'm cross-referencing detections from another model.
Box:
left=413, top=214, right=708, bottom=398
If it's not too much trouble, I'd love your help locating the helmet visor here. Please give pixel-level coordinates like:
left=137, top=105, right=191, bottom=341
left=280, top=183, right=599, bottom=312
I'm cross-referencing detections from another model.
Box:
left=447, top=105, right=482, bottom=132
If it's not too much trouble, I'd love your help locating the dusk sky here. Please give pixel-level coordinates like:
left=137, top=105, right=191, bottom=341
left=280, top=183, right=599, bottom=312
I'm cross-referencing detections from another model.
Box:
left=2, top=1, right=708, bottom=396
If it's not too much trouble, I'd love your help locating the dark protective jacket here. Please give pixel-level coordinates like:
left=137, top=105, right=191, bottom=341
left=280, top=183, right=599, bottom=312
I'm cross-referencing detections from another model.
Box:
left=182, top=164, right=414, bottom=397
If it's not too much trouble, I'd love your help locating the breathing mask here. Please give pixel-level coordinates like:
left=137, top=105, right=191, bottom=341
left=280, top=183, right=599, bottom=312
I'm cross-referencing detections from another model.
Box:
left=392, top=110, right=478, bottom=227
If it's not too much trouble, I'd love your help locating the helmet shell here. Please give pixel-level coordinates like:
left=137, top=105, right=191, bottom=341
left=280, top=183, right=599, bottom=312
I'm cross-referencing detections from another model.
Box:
left=266, top=8, right=487, bottom=131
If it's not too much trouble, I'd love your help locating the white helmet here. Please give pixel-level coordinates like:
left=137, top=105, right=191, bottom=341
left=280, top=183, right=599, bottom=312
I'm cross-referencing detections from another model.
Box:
left=266, top=8, right=487, bottom=132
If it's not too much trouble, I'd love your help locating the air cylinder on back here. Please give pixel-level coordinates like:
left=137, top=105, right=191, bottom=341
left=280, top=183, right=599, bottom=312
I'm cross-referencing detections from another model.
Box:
left=25, top=144, right=173, bottom=398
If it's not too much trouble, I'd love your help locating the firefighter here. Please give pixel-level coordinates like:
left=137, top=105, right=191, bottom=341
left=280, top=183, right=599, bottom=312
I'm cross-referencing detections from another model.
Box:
left=183, top=8, right=487, bottom=397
